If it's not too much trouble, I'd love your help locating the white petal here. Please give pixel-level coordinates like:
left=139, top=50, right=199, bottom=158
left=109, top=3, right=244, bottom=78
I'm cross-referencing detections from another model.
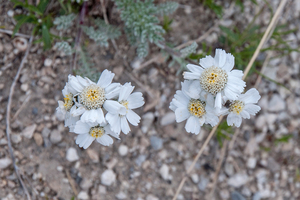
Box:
left=175, top=107, right=190, bottom=123
left=205, top=113, right=219, bottom=127
left=199, top=55, right=214, bottom=69
left=81, top=109, right=105, bottom=124
left=96, top=108, right=106, bottom=124
left=243, top=104, right=261, bottom=115
left=240, top=110, right=250, bottom=119
left=224, top=86, right=239, bottom=100
left=119, top=83, right=134, bottom=101
left=227, top=113, right=242, bottom=127
left=186, top=80, right=201, bottom=99
left=62, top=85, right=69, bottom=97
left=174, top=90, right=190, bottom=106
left=126, top=110, right=141, bottom=126
left=187, top=64, right=204, bottom=73
left=185, top=116, right=201, bottom=135
left=96, top=134, right=113, bottom=146
left=127, top=92, right=145, bottom=109
left=83, top=136, right=95, bottom=149
left=68, top=75, right=84, bottom=93
left=239, top=88, right=261, bottom=104
left=214, top=49, right=227, bottom=68
left=183, top=72, right=201, bottom=80
left=74, top=120, right=90, bottom=134
left=104, top=100, right=127, bottom=115
left=76, top=133, right=87, bottom=145
left=121, top=117, right=131, bottom=134
left=105, top=113, right=121, bottom=134
left=97, top=69, right=114, bottom=88
left=199, top=116, right=205, bottom=126
left=71, top=107, right=86, bottom=117
left=229, top=69, right=244, bottom=79
left=215, top=92, right=222, bottom=108
left=104, top=125, right=120, bottom=139
left=169, top=101, right=177, bottom=112
left=222, top=53, right=235, bottom=72
left=76, top=75, right=90, bottom=87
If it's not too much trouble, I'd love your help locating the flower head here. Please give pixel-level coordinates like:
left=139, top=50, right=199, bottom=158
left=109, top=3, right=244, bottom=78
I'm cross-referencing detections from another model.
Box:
left=220, top=88, right=261, bottom=127
left=74, top=121, right=119, bottom=149
left=106, top=83, right=145, bottom=135
left=169, top=80, right=219, bottom=134
left=183, top=49, right=246, bottom=109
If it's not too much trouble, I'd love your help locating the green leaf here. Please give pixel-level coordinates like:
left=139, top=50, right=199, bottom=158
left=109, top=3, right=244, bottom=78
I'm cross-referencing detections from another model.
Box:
left=42, top=24, right=51, bottom=49
left=12, top=15, right=35, bottom=37
left=26, top=4, right=43, bottom=15
left=37, top=0, right=49, bottom=13
left=275, top=134, right=293, bottom=144
left=219, top=25, right=239, bottom=42
left=10, top=0, right=25, bottom=7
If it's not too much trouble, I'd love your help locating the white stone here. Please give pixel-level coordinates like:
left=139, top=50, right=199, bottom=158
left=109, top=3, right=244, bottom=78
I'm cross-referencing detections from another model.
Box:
left=118, top=145, right=128, bottom=156
left=86, top=149, right=99, bottom=163
left=21, top=124, right=37, bottom=139
left=116, top=191, right=127, bottom=200
left=44, top=58, right=53, bottom=67
left=220, top=190, right=230, bottom=199
left=0, top=158, right=12, bottom=169
left=159, top=164, right=169, bottom=181
left=160, top=112, right=176, bottom=126
left=50, top=129, right=62, bottom=144
left=101, top=169, right=116, bottom=186
left=77, top=191, right=89, bottom=200
left=66, top=147, right=79, bottom=162
left=141, top=112, right=155, bottom=133
left=247, top=157, right=257, bottom=169
left=228, top=173, right=249, bottom=188
left=7, top=10, right=14, bottom=17
left=190, top=174, right=199, bottom=184
left=146, top=194, right=159, bottom=200
left=268, top=94, right=285, bottom=112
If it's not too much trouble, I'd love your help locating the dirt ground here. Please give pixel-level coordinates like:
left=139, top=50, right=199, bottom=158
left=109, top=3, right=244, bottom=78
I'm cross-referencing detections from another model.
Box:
left=1, top=0, right=300, bottom=200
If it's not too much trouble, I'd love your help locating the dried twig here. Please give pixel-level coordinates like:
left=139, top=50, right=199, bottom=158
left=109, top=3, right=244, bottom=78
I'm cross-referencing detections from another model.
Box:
left=12, top=94, right=31, bottom=121
left=66, top=170, right=78, bottom=196
left=172, top=1, right=288, bottom=199
left=6, top=36, right=33, bottom=200
left=0, top=29, right=31, bottom=38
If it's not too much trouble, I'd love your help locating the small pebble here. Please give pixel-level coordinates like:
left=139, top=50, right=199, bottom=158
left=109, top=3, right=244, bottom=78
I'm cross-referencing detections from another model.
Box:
left=44, top=58, right=53, bottom=67
left=101, top=169, right=116, bottom=186
left=66, top=147, right=79, bottom=162
left=118, top=145, right=129, bottom=156
left=0, top=158, right=12, bottom=169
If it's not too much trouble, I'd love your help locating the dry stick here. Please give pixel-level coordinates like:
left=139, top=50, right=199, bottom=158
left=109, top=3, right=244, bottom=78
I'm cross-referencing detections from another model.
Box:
left=254, top=52, right=271, bottom=88
left=243, top=0, right=288, bottom=79
left=172, top=1, right=288, bottom=199
left=6, top=36, right=33, bottom=200
left=66, top=170, right=78, bottom=196
left=12, top=94, right=31, bottom=121
left=0, top=29, right=31, bottom=38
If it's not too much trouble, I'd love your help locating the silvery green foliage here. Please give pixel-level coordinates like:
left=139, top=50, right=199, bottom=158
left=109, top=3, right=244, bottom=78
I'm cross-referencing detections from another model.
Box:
left=82, top=19, right=121, bottom=47
left=54, top=42, right=73, bottom=55
left=54, top=14, right=77, bottom=30
left=180, top=42, right=198, bottom=58
left=113, top=0, right=178, bottom=58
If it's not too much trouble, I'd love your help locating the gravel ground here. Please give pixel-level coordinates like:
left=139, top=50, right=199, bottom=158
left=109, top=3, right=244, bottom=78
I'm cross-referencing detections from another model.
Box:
left=0, top=0, right=300, bottom=200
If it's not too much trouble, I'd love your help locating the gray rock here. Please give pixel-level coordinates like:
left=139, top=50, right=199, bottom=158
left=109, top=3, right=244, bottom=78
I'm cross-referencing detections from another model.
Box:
left=141, top=112, right=155, bottom=133
left=159, top=164, right=169, bottom=181
left=198, top=175, right=209, bottom=191
left=0, top=158, right=12, bottom=169
left=116, top=191, right=127, bottom=200
left=160, top=112, right=176, bottom=126
left=42, top=127, right=51, bottom=138
left=77, top=191, right=89, bottom=200
left=247, top=157, right=257, bottom=169
left=228, top=173, right=249, bottom=188
left=66, top=147, right=79, bottom=162
left=191, top=174, right=199, bottom=184
left=268, top=94, right=285, bottom=112
left=225, top=162, right=234, bottom=176
left=80, top=178, right=93, bottom=190
left=118, top=145, right=128, bottom=156
left=146, top=194, right=159, bottom=200
left=231, top=191, right=246, bottom=200
left=50, top=129, right=62, bottom=144
left=11, top=134, right=22, bottom=144
left=21, top=124, right=37, bottom=139
left=135, top=155, right=147, bottom=167
left=101, top=169, right=116, bottom=186
left=253, top=192, right=261, bottom=200
left=150, top=136, right=163, bottom=150
left=267, top=157, right=280, bottom=172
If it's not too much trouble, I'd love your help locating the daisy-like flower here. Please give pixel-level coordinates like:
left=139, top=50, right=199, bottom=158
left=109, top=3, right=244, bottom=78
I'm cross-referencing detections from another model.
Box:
left=183, top=49, right=246, bottom=109
left=74, top=121, right=120, bottom=149
left=56, top=85, right=79, bottom=131
left=68, top=70, right=126, bottom=124
left=221, top=88, right=261, bottom=127
left=106, top=83, right=145, bottom=134
left=169, top=80, right=219, bottom=135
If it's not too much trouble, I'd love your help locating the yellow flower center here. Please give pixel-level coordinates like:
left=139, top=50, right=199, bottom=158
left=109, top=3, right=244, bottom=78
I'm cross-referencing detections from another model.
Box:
left=229, top=100, right=245, bottom=115
left=188, top=99, right=206, bottom=118
left=63, top=93, right=74, bottom=111
left=89, top=126, right=105, bottom=138
left=120, top=100, right=129, bottom=110
left=79, top=84, right=106, bottom=110
left=199, top=66, right=228, bottom=95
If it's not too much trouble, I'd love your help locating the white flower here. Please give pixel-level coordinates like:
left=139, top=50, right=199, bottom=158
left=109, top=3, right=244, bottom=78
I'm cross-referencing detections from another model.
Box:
left=56, top=85, right=79, bottom=131
left=183, top=49, right=246, bottom=109
left=74, top=121, right=119, bottom=149
left=68, top=70, right=126, bottom=124
left=169, top=80, right=219, bottom=135
left=106, top=83, right=145, bottom=134
left=221, top=88, right=261, bottom=127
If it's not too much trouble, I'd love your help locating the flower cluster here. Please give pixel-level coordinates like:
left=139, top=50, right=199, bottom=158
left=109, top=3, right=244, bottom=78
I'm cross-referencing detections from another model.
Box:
left=56, top=70, right=144, bottom=149
left=170, top=49, right=261, bottom=134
